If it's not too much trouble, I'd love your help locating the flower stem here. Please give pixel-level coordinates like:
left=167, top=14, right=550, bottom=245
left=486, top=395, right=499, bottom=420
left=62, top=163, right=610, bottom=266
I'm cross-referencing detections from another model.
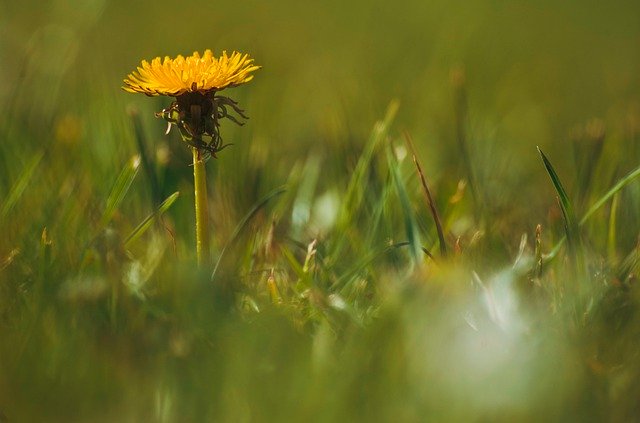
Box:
left=192, top=147, right=210, bottom=266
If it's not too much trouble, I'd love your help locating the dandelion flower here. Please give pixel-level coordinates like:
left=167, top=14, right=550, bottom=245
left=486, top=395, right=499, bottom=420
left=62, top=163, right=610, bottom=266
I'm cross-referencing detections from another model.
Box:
left=123, top=50, right=259, bottom=97
left=123, top=50, right=260, bottom=156
left=122, top=49, right=260, bottom=266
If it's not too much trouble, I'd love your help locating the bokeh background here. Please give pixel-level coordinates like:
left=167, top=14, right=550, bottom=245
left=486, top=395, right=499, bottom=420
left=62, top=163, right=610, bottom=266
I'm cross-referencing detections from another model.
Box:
left=2, top=0, right=640, bottom=421
left=4, top=0, right=640, bottom=236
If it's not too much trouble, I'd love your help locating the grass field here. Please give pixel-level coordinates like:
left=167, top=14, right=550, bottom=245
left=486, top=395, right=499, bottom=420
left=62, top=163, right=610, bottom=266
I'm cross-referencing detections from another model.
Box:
left=2, top=0, right=640, bottom=421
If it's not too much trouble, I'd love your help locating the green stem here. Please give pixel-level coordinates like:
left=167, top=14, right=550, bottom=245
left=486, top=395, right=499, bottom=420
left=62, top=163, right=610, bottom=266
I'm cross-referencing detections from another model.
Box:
left=193, top=147, right=210, bottom=266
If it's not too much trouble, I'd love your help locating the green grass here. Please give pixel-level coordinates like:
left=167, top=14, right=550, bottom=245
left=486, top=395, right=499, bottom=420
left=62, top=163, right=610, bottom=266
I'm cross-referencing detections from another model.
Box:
left=2, top=0, right=640, bottom=421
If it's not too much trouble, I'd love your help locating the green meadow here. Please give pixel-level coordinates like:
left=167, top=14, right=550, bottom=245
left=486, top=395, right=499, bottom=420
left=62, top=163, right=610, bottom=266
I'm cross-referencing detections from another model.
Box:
left=2, top=0, right=640, bottom=421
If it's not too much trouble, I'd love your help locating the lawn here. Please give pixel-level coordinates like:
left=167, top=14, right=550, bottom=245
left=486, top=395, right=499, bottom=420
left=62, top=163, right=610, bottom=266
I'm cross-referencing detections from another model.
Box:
left=1, top=0, right=640, bottom=421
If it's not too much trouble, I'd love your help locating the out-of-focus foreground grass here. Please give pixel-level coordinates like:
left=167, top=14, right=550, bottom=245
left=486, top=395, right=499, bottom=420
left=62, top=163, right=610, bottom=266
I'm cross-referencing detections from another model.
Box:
left=2, top=0, right=640, bottom=421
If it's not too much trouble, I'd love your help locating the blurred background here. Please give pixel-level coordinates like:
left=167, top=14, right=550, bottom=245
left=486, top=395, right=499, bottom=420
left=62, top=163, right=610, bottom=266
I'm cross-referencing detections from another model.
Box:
left=2, top=0, right=640, bottom=421
left=3, top=0, right=640, bottom=236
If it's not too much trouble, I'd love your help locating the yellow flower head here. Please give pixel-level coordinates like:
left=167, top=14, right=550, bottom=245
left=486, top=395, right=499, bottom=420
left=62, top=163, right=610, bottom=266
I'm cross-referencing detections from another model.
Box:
left=123, top=50, right=260, bottom=97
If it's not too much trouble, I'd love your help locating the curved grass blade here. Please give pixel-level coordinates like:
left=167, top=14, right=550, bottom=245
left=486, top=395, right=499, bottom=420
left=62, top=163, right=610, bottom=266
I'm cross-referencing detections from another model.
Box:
left=124, top=191, right=180, bottom=247
left=545, top=162, right=640, bottom=262
left=537, top=147, right=579, bottom=253
left=580, top=164, right=640, bottom=225
left=99, top=155, right=140, bottom=229
left=211, top=186, right=286, bottom=281
left=387, top=144, right=423, bottom=265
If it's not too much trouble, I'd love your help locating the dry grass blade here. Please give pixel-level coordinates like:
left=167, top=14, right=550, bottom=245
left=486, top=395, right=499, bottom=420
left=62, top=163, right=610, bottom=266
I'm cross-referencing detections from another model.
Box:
left=404, top=131, right=447, bottom=257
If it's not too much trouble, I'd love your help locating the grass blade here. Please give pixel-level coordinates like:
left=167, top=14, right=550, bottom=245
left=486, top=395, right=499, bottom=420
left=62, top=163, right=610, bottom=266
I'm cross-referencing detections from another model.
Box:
left=330, top=100, right=400, bottom=263
left=452, top=68, right=480, bottom=215
left=404, top=131, right=447, bottom=257
left=580, top=164, right=640, bottom=226
left=99, top=155, right=140, bottom=229
left=211, top=186, right=286, bottom=281
left=124, top=191, right=180, bottom=247
left=335, top=241, right=433, bottom=291
left=607, top=192, right=619, bottom=260
left=337, top=100, right=399, bottom=230
left=387, top=144, right=423, bottom=265
left=1, top=151, right=44, bottom=220
left=130, top=108, right=162, bottom=205
left=281, top=246, right=310, bottom=288
left=537, top=147, right=579, bottom=252
left=545, top=162, right=640, bottom=262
